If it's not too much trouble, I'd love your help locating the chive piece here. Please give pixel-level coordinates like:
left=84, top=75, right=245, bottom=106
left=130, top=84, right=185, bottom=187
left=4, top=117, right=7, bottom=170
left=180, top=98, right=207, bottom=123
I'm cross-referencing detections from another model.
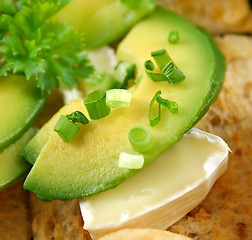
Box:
left=156, top=96, right=178, bottom=114
left=151, top=49, right=172, bottom=69
left=149, top=90, right=162, bottom=127
left=54, top=115, right=80, bottom=143
left=128, top=126, right=153, bottom=153
left=169, top=30, right=180, bottom=44
left=106, top=89, right=132, bottom=108
left=66, top=111, right=89, bottom=124
left=114, top=61, right=136, bottom=89
left=162, top=61, right=186, bottom=84
left=118, top=152, right=144, bottom=169
left=144, top=60, right=168, bottom=82
left=84, top=90, right=111, bottom=120
left=145, top=60, right=155, bottom=71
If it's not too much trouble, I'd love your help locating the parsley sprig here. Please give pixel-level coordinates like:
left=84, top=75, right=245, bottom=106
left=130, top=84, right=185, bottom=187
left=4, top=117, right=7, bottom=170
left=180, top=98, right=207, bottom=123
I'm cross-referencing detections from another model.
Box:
left=0, top=0, right=94, bottom=93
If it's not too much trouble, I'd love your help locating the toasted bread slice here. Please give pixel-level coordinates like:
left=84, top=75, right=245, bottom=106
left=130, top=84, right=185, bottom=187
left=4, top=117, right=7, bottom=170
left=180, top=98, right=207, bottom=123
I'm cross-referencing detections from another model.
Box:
left=97, top=228, right=191, bottom=240
left=158, top=0, right=252, bottom=34
left=29, top=193, right=91, bottom=240
left=0, top=182, right=32, bottom=240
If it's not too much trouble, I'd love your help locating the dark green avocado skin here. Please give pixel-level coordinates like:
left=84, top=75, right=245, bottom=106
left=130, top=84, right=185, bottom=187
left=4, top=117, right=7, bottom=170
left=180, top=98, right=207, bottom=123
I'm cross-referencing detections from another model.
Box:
left=193, top=28, right=226, bottom=125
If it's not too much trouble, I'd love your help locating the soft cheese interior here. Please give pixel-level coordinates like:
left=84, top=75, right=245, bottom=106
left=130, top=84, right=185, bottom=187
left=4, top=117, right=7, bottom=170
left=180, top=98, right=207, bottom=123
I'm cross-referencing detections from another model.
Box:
left=79, top=128, right=229, bottom=239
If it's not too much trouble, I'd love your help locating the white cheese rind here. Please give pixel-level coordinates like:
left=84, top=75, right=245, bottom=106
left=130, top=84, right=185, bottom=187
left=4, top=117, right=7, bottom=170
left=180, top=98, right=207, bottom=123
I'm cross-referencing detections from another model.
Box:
left=79, top=128, right=229, bottom=239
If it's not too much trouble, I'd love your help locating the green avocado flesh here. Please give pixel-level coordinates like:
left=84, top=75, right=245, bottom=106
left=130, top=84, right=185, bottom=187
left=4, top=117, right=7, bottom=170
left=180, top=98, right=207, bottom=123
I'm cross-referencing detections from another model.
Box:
left=0, top=128, right=36, bottom=191
left=52, top=0, right=156, bottom=49
left=0, top=75, right=45, bottom=151
left=23, top=7, right=225, bottom=201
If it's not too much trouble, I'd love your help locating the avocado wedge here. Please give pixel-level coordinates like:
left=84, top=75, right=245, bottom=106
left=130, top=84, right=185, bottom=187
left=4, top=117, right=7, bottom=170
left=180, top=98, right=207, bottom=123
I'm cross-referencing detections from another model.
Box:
left=24, top=7, right=225, bottom=201
left=0, top=128, right=37, bottom=190
left=52, top=0, right=156, bottom=49
left=0, top=75, right=45, bottom=151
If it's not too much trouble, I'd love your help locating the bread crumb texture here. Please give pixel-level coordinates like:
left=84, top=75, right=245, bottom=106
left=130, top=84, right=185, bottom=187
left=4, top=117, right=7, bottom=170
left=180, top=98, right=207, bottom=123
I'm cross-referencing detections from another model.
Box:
left=168, top=35, right=252, bottom=240
left=158, top=0, right=252, bottom=34
left=0, top=182, right=32, bottom=240
left=30, top=193, right=92, bottom=240
left=97, top=228, right=191, bottom=240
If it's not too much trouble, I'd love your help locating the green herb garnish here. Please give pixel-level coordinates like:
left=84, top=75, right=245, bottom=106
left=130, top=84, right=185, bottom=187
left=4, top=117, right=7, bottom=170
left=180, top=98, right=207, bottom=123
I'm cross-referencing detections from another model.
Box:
left=66, top=111, right=89, bottom=125
left=54, top=111, right=89, bottom=142
left=144, top=48, right=186, bottom=84
left=0, top=0, right=94, bottom=93
left=168, top=30, right=180, bottom=44
left=54, top=115, right=80, bottom=143
left=84, top=89, right=111, bottom=120
left=128, top=126, right=153, bottom=152
left=106, top=89, right=132, bottom=108
left=118, top=152, right=144, bottom=169
left=149, top=90, right=178, bottom=127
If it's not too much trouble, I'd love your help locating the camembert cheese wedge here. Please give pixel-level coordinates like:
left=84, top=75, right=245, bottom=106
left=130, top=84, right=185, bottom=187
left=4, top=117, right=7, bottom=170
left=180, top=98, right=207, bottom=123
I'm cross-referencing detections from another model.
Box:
left=79, top=128, right=229, bottom=239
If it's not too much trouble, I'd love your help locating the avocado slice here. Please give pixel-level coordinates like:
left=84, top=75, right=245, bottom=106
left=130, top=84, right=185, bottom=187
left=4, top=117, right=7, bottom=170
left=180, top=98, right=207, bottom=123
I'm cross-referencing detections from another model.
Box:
left=0, top=128, right=37, bottom=190
left=52, top=0, right=156, bottom=49
left=0, top=75, right=45, bottom=151
left=24, top=7, right=225, bottom=201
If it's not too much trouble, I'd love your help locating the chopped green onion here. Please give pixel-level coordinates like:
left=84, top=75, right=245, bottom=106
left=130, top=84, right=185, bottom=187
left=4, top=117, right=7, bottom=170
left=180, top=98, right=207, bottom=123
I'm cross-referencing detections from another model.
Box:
left=144, top=60, right=155, bottom=71
left=149, top=90, right=162, bottom=127
left=118, top=152, right=144, bottom=169
left=54, top=115, right=80, bottom=143
left=114, top=61, right=136, bottom=89
left=149, top=91, right=178, bottom=127
left=84, top=90, right=111, bottom=120
left=156, top=96, right=178, bottom=114
left=128, top=126, right=153, bottom=152
left=145, top=49, right=186, bottom=84
left=168, top=30, right=180, bottom=44
left=106, top=89, right=132, bottom=108
left=144, top=60, right=168, bottom=82
left=151, top=49, right=172, bottom=69
left=162, top=61, right=186, bottom=84
left=66, top=111, right=89, bottom=124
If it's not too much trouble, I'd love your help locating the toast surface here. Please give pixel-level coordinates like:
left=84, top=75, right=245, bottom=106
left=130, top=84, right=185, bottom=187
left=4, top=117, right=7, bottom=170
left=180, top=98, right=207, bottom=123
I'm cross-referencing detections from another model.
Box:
left=158, top=0, right=252, bottom=34
left=0, top=182, right=32, bottom=240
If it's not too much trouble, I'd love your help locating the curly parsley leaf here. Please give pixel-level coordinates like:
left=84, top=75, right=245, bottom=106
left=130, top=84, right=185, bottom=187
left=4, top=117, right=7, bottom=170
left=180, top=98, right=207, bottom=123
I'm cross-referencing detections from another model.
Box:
left=0, top=0, right=94, bottom=93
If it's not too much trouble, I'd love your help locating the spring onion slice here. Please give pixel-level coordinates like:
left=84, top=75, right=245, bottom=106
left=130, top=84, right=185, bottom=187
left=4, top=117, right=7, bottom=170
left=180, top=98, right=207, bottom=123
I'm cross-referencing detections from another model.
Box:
left=168, top=30, right=180, bottom=44
left=128, top=126, right=153, bottom=153
left=54, top=115, right=80, bottom=143
left=149, top=90, right=162, bottom=127
left=118, top=152, right=144, bottom=169
left=106, top=89, right=132, bottom=108
left=114, top=61, right=136, bottom=89
left=66, top=111, right=89, bottom=124
left=151, top=49, right=172, bottom=69
left=84, top=90, right=111, bottom=120
left=144, top=60, right=168, bottom=82
left=156, top=96, right=178, bottom=114
left=162, top=61, right=186, bottom=84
